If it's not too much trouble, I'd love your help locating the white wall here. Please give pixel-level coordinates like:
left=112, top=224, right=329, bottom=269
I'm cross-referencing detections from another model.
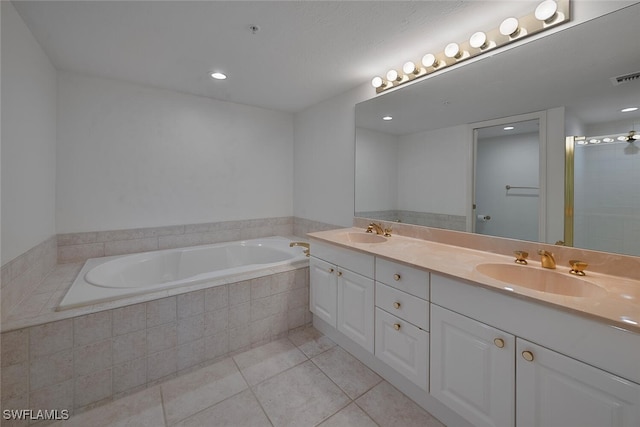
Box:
left=56, top=72, right=293, bottom=233
left=293, top=84, right=370, bottom=227
left=397, top=125, right=469, bottom=216
left=1, top=1, right=57, bottom=265
left=355, top=127, right=398, bottom=213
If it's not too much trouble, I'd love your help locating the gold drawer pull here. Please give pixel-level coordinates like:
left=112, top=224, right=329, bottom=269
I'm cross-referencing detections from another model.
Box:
left=337, top=271, right=343, bottom=277
left=393, top=302, right=401, bottom=309
left=393, top=274, right=401, bottom=281
left=522, top=351, right=534, bottom=362
left=494, top=338, right=505, bottom=348
left=393, top=323, right=401, bottom=330
left=329, top=268, right=334, bottom=273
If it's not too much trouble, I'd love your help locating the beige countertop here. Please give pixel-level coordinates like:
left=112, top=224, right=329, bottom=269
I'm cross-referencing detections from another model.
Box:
left=308, top=227, right=640, bottom=334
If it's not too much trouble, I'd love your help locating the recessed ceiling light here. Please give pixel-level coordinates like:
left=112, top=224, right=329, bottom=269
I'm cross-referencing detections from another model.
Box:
left=382, top=116, right=393, bottom=121
left=210, top=72, right=227, bottom=80
left=621, top=107, right=638, bottom=113
left=503, top=126, right=515, bottom=130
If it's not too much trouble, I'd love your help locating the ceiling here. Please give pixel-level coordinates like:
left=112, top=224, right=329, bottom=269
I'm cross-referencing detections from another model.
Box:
left=11, top=0, right=546, bottom=113
left=355, top=2, right=640, bottom=136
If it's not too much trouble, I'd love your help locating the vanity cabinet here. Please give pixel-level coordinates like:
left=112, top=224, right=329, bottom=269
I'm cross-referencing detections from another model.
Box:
left=430, top=273, right=640, bottom=427
left=430, top=304, right=514, bottom=427
left=374, top=260, right=430, bottom=391
left=309, top=242, right=375, bottom=352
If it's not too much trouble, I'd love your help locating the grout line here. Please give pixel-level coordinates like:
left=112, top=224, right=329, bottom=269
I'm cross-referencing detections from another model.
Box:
left=158, top=383, right=170, bottom=427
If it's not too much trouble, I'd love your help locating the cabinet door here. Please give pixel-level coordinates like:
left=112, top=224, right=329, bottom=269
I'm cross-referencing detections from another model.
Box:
left=337, top=268, right=374, bottom=353
left=375, top=308, right=429, bottom=391
left=309, top=257, right=337, bottom=328
left=517, top=339, right=640, bottom=427
left=430, top=305, right=515, bottom=427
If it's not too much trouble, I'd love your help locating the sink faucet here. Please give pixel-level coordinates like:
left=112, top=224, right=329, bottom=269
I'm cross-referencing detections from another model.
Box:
left=289, top=242, right=310, bottom=257
left=366, top=223, right=392, bottom=237
left=538, top=249, right=556, bottom=269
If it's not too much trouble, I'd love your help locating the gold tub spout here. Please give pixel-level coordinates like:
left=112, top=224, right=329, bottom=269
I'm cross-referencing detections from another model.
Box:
left=537, top=249, right=556, bottom=269
left=290, top=242, right=310, bottom=257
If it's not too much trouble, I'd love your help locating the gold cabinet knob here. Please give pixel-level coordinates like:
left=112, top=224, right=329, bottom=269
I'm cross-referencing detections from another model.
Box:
left=393, top=302, right=401, bottom=309
left=494, top=338, right=505, bottom=348
left=329, top=268, right=334, bottom=273
left=337, top=271, right=343, bottom=277
left=393, top=323, right=401, bottom=330
left=522, top=351, right=535, bottom=362
left=393, top=274, right=401, bottom=281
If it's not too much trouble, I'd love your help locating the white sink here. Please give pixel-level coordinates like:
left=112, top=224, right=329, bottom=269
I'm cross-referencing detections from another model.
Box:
left=340, top=232, right=387, bottom=244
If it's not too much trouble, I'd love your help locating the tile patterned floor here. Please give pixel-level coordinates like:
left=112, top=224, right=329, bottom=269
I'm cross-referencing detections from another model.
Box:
left=51, top=327, right=445, bottom=427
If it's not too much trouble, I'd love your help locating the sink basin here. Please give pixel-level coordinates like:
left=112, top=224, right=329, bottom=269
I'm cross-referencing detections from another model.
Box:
left=341, top=232, right=387, bottom=244
left=475, top=263, right=607, bottom=298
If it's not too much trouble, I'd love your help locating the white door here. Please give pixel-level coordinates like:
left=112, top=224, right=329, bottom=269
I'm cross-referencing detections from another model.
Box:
left=516, top=338, right=640, bottom=427
left=309, top=257, right=337, bottom=327
left=336, top=268, right=374, bottom=353
left=430, top=305, right=515, bottom=427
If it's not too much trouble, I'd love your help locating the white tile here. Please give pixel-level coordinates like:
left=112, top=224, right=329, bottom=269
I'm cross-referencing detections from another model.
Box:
left=112, top=329, right=146, bottom=364
left=146, top=297, right=176, bottom=327
left=233, top=338, right=307, bottom=386
left=74, top=338, right=112, bottom=377
left=147, top=322, right=177, bottom=354
left=312, top=346, right=381, bottom=399
left=74, top=311, right=112, bottom=347
left=30, top=349, right=73, bottom=390
left=74, top=368, right=112, bottom=409
left=318, top=402, right=378, bottom=427
left=112, top=303, right=146, bottom=336
left=175, top=388, right=270, bottom=427
left=177, top=291, right=205, bottom=319
left=29, top=319, right=73, bottom=358
left=288, top=326, right=335, bottom=358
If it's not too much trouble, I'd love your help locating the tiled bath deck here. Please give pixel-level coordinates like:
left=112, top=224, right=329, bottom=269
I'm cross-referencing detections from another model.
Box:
left=47, top=327, right=444, bottom=427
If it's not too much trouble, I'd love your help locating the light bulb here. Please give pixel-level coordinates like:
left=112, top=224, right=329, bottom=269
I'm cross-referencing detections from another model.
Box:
left=403, top=61, right=418, bottom=75
left=470, top=31, right=488, bottom=49
left=535, top=0, right=558, bottom=22
left=500, top=17, right=520, bottom=37
left=444, top=43, right=461, bottom=59
left=382, top=116, right=393, bottom=121
left=621, top=107, right=638, bottom=112
left=603, top=138, right=614, bottom=143
left=371, top=76, right=384, bottom=88
left=210, top=72, right=227, bottom=80
left=422, top=53, right=438, bottom=68
left=386, top=69, right=400, bottom=82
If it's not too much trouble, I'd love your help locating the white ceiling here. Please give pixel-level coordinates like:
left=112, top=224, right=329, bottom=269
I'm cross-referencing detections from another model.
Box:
left=12, top=0, right=544, bottom=113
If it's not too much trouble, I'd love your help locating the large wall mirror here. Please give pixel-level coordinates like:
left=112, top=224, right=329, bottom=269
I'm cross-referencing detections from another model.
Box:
left=355, top=3, right=640, bottom=257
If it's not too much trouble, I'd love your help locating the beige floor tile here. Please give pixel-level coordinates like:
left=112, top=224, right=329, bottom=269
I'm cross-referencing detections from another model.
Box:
left=50, top=386, right=164, bottom=427
left=174, top=389, right=270, bottom=427
left=287, top=326, right=335, bottom=358
left=312, top=346, right=382, bottom=399
left=318, top=402, right=378, bottom=427
left=161, top=357, right=247, bottom=425
left=355, top=381, right=444, bottom=427
left=233, top=338, right=307, bottom=386
left=253, top=360, right=350, bottom=427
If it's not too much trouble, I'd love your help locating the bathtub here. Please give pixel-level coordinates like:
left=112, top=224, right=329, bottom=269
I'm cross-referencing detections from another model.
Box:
left=58, top=236, right=309, bottom=310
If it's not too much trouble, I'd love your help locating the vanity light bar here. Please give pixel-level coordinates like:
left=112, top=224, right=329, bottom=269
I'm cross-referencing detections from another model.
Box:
left=371, top=0, right=570, bottom=93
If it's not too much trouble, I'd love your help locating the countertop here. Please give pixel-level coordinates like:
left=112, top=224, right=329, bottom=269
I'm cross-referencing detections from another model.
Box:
left=308, top=227, right=640, bottom=334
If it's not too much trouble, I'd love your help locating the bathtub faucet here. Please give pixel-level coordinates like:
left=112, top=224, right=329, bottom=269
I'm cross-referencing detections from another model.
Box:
left=290, top=242, right=310, bottom=257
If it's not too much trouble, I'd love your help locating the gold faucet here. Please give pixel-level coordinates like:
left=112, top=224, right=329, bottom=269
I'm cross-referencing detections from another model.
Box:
left=366, top=223, right=392, bottom=237
left=289, top=242, right=310, bottom=257
left=538, top=249, right=556, bottom=269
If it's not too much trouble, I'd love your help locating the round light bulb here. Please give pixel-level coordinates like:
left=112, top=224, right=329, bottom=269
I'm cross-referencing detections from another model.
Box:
left=469, top=31, right=488, bottom=49
left=535, top=0, right=558, bottom=22
left=382, top=116, right=393, bottom=121
left=603, top=138, right=614, bottom=143
left=403, top=61, right=418, bottom=75
left=444, top=42, right=461, bottom=59
left=386, top=69, right=399, bottom=81
left=500, top=17, right=520, bottom=36
left=577, top=140, right=588, bottom=145
left=589, top=139, right=601, bottom=144
left=617, top=136, right=628, bottom=141
left=422, top=53, right=437, bottom=68
left=210, top=72, right=227, bottom=80
left=371, top=76, right=384, bottom=88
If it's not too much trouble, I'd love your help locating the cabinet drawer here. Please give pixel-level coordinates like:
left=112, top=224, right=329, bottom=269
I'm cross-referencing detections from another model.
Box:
left=375, top=282, right=429, bottom=331
left=375, top=308, right=429, bottom=391
left=375, top=258, right=429, bottom=299
left=312, top=241, right=374, bottom=279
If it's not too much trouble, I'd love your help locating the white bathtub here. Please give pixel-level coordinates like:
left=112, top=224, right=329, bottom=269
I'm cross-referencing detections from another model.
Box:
left=58, top=236, right=309, bottom=310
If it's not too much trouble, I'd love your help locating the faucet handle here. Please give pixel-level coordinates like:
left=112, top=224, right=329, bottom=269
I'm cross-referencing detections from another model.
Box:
left=383, top=227, right=392, bottom=237
left=366, top=225, right=374, bottom=233
left=514, top=251, right=529, bottom=265
left=569, top=260, right=588, bottom=276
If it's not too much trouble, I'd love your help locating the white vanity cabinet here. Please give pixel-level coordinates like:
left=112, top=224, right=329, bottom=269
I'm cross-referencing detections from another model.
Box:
left=430, top=304, right=514, bottom=427
left=310, top=242, right=375, bottom=352
left=430, top=273, right=640, bottom=427
left=375, top=259, right=430, bottom=391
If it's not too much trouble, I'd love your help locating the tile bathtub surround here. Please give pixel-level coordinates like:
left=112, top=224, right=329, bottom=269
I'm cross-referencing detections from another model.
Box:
left=57, top=216, right=294, bottom=264
left=1, top=236, right=58, bottom=320
left=0, top=267, right=311, bottom=420
left=47, top=327, right=444, bottom=427
left=293, top=217, right=341, bottom=238
left=353, top=217, right=640, bottom=281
